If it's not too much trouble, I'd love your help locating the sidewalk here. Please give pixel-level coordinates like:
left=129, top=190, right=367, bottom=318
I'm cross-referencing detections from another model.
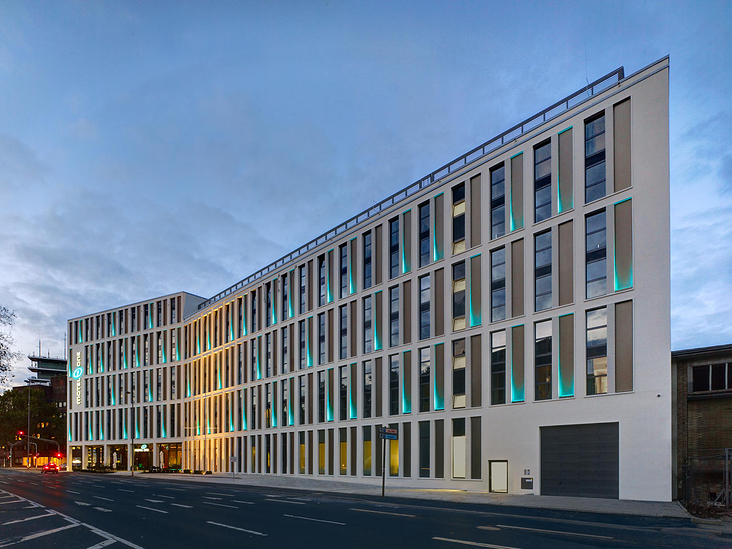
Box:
left=119, top=470, right=691, bottom=520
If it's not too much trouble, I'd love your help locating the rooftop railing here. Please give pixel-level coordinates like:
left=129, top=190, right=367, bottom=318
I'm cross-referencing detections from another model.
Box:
left=197, top=66, right=624, bottom=312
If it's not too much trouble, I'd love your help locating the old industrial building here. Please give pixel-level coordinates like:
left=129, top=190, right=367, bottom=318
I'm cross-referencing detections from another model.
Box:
left=67, top=57, right=671, bottom=501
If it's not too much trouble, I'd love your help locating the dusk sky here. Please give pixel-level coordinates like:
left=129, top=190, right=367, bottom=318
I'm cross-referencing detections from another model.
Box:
left=1, top=1, right=730, bottom=387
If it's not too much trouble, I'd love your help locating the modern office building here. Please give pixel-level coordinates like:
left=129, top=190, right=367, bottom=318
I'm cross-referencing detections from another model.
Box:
left=67, top=56, right=670, bottom=500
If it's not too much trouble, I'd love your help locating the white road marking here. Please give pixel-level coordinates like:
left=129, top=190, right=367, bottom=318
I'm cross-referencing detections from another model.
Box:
left=350, top=508, right=416, bottom=518
left=206, top=492, right=234, bottom=496
left=264, top=498, right=305, bottom=505
left=432, top=537, right=519, bottom=549
left=202, top=501, right=238, bottom=509
left=85, top=539, right=116, bottom=549
left=493, top=524, right=614, bottom=540
left=136, top=504, right=168, bottom=514
left=202, top=496, right=222, bottom=500
left=118, top=489, right=134, bottom=493
left=0, top=499, right=23, bottom=505
left=283, top=513, right=345, bottom=526
left=2, top=512, right=53, bottom=525
left=164, top=487, right=186, bottom=491
left=144, top=499, right=164, bottom=503
left=94, top=496, right=114, bottom=502
left=153, top=494, right=175, bottom=499
left=94, top=507, right=113, bottom=513
left=0, top=523, right=79, bottom=547
left=75, top=501, right=91, bottom=506
left=171, top=503, right=193, bottom=508
left=206, top=521, right=266, bottom=536
left=232, top=500, right=255, bottom=505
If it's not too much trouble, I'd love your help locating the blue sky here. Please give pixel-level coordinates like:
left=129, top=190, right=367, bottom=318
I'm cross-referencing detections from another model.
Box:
left=1, top=1, right=730, bottom=386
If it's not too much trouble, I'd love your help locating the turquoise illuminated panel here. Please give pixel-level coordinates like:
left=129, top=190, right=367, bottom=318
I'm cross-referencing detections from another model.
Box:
left=100, top=353, right=104, bottom=373
left=135, top=339, right=140, bottom=368
left=111, top=316, right=116, bottom=337
left=374, top=291, right=382, bottom=351
left=288, top=385, right=295, bottom=426
left=288, top=271, right=295, bottom=318
left=100, top=423, right=104, bottom=441
left=401, top=352, right=411, bottom=414
left=273, top=395, right=278, bottom=428
left=349, top=238, right=357, bottom=294
left=306, top=318, right=313, bottom=368
left=242, top=299, right=248, bottom=337
left=135, top=417, right=140, bottom=439
left=149, top=303, right=153, bottom=329
left=242, top=389, right=248, bottom=430
left=162, top=332, right=167, bottom=364
left=230, top=309, right=235, bottom=341
left=272, top=278, right=278, bottom=325
left=469, top=254, right=482, bottom=327
left=176, top=332, right=180, bottom=362
left=434, top=343, right=444, bottom=411
left=614, top=198, right=634, bottom=291
left=348, top=365, right=357, bottom=419
left=326, top=368, right=333, bottom=422
left=196, top=329, right=200, bottom=355
left=256, top=336, right=262, bottom=380
left=326, top=250, right=333, bottom=303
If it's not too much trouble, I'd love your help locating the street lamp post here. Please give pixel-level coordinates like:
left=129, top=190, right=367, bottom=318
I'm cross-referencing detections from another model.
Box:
left=26, top=379, right=31, bottom=468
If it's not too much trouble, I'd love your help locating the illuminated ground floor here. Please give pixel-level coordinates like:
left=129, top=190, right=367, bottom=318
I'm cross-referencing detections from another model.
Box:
left=68, top=442, right=182, bottom=471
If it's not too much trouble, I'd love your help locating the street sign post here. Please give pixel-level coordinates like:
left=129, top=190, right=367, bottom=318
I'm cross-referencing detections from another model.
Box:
left=230, top=455, right=237, bottom=481
left=378, top=427, right=399, bottom=497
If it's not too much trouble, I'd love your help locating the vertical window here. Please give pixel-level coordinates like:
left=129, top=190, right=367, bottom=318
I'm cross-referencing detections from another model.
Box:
left=298, top=321, right=306, bottom=370
left=419, top=202, right=430, bottom=267
left=452, top=418, right=466, bottom=479
left=282, top=274, right=289, bottom=320
left=389, top=218, right=400, bottom=279
left=265, top=384, right=272, bottom=428
left=299, top=266, right=306, bottom=315
left=363, top=232, right=372, bottom=290
left=265, top=334, right=272, bottom=377
left=339, top=305, right=348, bottom=360
left=452, top=183, right=466, bottom=254
left=251, top=340, right=257, bottom=381
left=452, top=339, right=466, bottom=409
left=363, top=360, right=372, bottom=419
left=452, top=262, right=466, bottom=331
left=299, top=375, right=306, bottom=425
left=491, top=248, right=506, bottom=322
left=282, top=380, right=289, bottom=426
left=265, top=283, right=272, bottom=328
left=419, top=275, right=430, bottom=340
left=318, top=313, right=325, bottom=365
left=535, top=231, right=552, bottom=312
left=281, top=326, right=289, bottom=374
left=535, top=320, right=552, bottom=401
left=251, top=290, right=257, bottom=333
left=419, top=421, right=430, bottom=478
left=339, top=244, right=348, bottom=298
left=491, top=164, right=505, bottom=239
left=586, top=308, right=608, bottom=395
left=389, top=354, right=399, bottom=415
left=419, top=347, right=430, bottom=412
left=585, top=210, right=607, bottom=298
left=363, top=296, right=372, bottom=354
left=490, top=331, right=506, bottom=405
left=251, top=388, right=257, bottom=430
left=339, top=366, right=347, bottom=421
left=585, top=112, right=606, bottom=203
left=363, top=426, right=372, bottom=476
left=534, top=140, right=551, bottom=222
left=318, top=255, right=326, bottom=307
left=318, top=371, right=325, bottom=423
left=389, top=286, right=399, bottom=347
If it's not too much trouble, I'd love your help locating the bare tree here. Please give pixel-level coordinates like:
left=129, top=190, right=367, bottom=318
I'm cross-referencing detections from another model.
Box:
left=0, top=307, right=22, bottom=389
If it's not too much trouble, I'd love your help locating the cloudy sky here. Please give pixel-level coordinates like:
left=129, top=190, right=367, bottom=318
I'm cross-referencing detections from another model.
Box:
left=1, top=1, right=730, bottom=387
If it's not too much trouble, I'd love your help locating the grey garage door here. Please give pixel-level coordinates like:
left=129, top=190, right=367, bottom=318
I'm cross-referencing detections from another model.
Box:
left=540, top=422, right=619, bottom=499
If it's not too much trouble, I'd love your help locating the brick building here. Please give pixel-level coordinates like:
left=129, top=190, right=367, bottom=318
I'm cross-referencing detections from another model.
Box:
left=673, top=344, right=732, bottom=503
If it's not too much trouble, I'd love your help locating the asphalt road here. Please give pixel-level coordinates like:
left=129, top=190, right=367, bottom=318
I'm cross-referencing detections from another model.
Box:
left=0, top=469, right=725, bottom=549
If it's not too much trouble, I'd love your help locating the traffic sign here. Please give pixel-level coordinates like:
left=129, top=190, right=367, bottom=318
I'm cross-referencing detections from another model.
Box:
left=230, top=456, right=237, bottom=463
left=378, top=427, right=398, bottom=440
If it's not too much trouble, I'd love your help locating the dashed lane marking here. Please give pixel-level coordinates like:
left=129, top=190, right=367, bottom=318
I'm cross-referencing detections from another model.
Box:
left=206, top=521, right=266, bottom=537
left=0, top=523, right=79, bottom=548
left=264, top=498, right=305, bottom=505
left=93, top=507, right=113, bottom=513
left=135, top=505, right=168, bottom=514
left=2, top=512, right=53, bottom=525
left=283, top=514, right=345, bottom=526
left=350, top=508, right=416, bottom=518
left=170, top=503, right=193, bottom=509
left=85, top=539, right=116, bottom=549
left=492, top=524, right=614, bottom=540
left=232, top=500, right=255, bottom=505
left=432, top=538, right=519, bottom=549
left=202, top=502, right=238, bottom=509
left=93, top=496, right=114, bottom=502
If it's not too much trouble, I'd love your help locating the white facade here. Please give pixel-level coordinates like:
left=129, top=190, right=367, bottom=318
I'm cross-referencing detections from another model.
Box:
left=68, top=57, right=670, bottom=501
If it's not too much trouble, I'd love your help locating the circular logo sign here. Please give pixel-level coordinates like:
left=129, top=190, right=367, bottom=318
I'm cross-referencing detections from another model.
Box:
left=72, top=367, right=83, bottom=380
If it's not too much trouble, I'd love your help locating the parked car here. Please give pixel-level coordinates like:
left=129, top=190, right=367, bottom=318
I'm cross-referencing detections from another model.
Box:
left=42, top=463, right=59, bottom=474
